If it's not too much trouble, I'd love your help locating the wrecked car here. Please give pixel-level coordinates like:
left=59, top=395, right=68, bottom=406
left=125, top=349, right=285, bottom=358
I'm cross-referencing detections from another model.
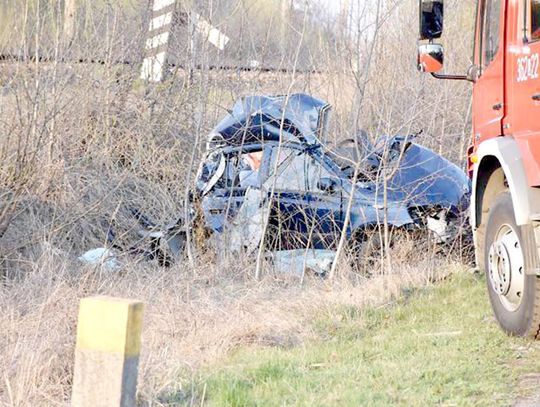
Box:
left=192, top=93, right=471, bottom=258
left=83, top=93, right=470, bottom=271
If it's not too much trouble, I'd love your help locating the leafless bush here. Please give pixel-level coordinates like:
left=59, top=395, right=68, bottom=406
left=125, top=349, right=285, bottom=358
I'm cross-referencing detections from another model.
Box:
left=0, top=0, right=475, bottom=404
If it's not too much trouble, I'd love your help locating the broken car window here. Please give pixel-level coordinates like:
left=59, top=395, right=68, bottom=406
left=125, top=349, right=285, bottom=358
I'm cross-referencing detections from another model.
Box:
left=197, top=146, right=275, bottom=196
left=267, top=148, right=336, bottom=193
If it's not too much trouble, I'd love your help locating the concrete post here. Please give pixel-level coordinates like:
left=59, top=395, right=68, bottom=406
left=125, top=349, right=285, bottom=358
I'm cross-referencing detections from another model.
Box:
left=71, top=296, right=144, bottom=407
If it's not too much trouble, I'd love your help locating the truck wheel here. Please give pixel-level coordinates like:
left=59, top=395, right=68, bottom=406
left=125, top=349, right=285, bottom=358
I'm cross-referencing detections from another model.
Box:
left=484, top=192, right=540, bottom=338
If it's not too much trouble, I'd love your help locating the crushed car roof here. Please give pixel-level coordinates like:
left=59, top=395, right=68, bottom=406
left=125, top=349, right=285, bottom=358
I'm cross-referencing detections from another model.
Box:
left=208, top=93, right=331, bottom=148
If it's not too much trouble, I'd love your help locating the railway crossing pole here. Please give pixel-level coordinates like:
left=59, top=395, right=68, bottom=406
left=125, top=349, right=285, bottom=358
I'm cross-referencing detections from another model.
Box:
left=140, top=0, right=178, bottom=82
left=140, top=0, right=229, bottom=83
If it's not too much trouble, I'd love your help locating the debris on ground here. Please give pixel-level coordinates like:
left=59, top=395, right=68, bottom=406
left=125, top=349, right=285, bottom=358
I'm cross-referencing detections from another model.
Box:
left=78, top=247, right=120, bottom=271
left=270, top=249, right=336, bottom=276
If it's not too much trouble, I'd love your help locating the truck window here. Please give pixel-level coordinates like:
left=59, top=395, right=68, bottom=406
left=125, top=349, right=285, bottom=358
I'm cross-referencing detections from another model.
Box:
left=481, top=0, right=501, bottom=66
left=532, top=0, right=540, bottom=40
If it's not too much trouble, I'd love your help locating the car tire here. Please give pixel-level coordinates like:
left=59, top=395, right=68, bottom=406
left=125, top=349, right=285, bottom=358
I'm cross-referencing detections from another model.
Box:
left=484, top=192, right=540, bottom=338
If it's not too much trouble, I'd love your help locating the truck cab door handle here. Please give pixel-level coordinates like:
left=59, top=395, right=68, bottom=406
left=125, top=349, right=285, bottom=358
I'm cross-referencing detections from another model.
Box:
left=532, top=93, right=540, bottom=101
left=492, top=102, right=503, bottom=110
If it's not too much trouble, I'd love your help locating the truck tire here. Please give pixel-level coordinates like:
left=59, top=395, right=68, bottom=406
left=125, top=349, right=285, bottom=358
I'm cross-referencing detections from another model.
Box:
left=484, top=192, right=540, bottom=338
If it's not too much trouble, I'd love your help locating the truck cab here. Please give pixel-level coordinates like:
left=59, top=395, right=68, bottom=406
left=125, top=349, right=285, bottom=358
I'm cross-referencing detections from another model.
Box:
left=417, top=0, right=540, bottom=337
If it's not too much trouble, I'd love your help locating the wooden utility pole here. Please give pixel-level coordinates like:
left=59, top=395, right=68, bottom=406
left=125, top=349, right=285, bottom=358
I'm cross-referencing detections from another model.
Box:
left=63, top=0, right=77, bottom=46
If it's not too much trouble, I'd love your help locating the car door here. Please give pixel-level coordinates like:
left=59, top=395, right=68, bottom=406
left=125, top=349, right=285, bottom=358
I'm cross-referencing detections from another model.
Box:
left=304, top=153, right=344, bottom=249
left=265, top=146, right=342, bottom=250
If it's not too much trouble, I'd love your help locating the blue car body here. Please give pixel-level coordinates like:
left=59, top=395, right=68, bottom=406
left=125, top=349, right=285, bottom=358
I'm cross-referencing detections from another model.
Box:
left=194, top=94, right=470, bottom=251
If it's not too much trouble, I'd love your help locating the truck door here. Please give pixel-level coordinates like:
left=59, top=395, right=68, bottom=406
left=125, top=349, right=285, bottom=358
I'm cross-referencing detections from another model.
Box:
left=473, top=0, right=505, bottom=142
left=505, top=0, right=540, bottom=186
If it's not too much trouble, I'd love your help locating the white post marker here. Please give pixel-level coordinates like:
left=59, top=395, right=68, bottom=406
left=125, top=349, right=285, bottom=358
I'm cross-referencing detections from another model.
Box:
left=71, top=296, right=144, bottom=407
left=193, top=13, right=230, bottom=51
left=140, top=0, right=177, bottom=82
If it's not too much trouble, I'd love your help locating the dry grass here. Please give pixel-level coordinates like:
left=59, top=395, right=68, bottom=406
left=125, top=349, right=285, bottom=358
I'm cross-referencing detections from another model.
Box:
left=0, top=242, right=461, bottom=405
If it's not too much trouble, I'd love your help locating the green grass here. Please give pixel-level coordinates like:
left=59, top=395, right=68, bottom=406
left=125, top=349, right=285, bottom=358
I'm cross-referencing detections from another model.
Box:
left=196, top=272, right=540, bottom=406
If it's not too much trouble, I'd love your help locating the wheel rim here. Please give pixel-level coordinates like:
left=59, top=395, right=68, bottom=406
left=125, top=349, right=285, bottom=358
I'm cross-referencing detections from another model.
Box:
left=488, top=224, right=525, bottom=312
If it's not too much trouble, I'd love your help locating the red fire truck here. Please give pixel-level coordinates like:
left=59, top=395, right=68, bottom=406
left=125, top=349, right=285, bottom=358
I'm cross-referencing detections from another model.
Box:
left=417, top=0, right=540, bottom=337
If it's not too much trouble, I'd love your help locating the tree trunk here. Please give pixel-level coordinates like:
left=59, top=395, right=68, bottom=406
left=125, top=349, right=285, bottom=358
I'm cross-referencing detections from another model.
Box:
left=63, top=0, right=76, bottom=46
left=281, top=0, right=290, bottom=46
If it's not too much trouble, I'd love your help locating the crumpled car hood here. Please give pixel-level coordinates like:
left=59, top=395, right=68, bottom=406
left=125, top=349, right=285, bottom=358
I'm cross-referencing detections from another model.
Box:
left=361, top=137, right=470, bottom=214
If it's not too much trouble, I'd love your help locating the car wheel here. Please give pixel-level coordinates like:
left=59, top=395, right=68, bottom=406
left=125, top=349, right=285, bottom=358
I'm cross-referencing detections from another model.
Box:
left=484, top=192, right=540, bottom=338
